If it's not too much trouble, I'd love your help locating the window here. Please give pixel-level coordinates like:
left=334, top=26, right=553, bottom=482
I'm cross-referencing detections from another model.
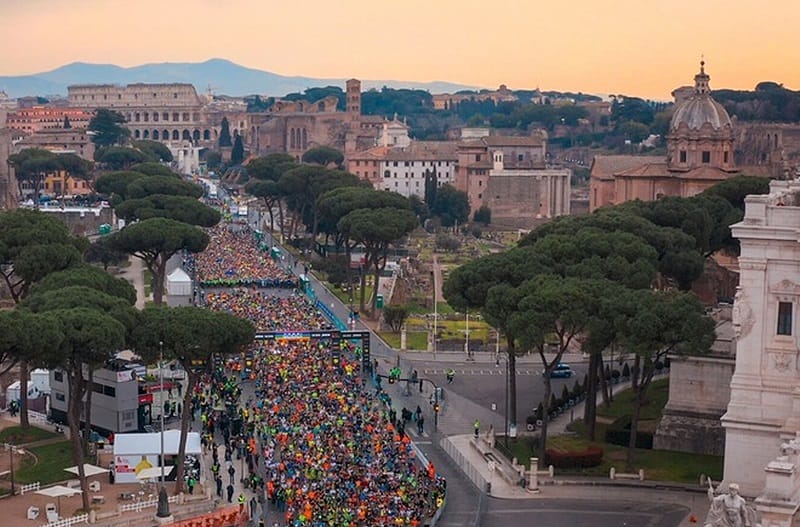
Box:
left=679, top=150, right=687, bottom=163
left=53, top=370, right=63, bottom=382
left=518, top=154, right=524, bottom=162
left=778, top=302, right=793, bottom=335
left=702, top=151, right=711, bottom=163
left=92, top=382, right=104, bottom=394
left=724, top=151, right=729, bottom=163
left=55, top=392, right=65, bottom=402
left=476, top=154, right=482, bottom=162
left=103, top=385, right=116, bottom=397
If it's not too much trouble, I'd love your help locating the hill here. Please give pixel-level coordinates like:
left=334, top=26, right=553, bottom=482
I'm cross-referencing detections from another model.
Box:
left=0, top=58, right=479, bottom=98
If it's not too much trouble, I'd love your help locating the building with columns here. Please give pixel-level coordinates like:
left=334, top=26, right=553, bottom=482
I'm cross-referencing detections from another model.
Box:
left=721, top=179, right=800, bottom=496
left=0, top=110, right=15, bottom=209
left=456, top=132, right=570, bottom=226
left=590, top=62, right=738, bottom=211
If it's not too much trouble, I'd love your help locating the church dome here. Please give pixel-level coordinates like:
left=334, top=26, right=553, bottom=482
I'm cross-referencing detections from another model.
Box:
left=670, top=61, right=732, bottom=131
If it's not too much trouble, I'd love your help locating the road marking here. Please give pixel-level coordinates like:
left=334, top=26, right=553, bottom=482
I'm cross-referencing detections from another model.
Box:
left=414, top=441, right=432, bottom=445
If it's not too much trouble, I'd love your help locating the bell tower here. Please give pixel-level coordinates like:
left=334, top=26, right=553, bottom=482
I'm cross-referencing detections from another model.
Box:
left=346, top=79, right=361, bottom=120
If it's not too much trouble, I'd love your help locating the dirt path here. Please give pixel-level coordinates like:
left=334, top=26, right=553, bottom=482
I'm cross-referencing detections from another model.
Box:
left=432, top=253, right=444, bottom=302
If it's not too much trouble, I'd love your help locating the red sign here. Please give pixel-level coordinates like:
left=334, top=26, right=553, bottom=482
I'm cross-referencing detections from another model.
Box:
left=138, top=393, right=153, bottom=405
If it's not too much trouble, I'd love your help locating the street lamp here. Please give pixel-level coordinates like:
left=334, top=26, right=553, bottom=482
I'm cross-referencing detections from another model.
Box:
left=495, top=354, right=510, bottom=448
left=156, top=341, right=171, bottom=519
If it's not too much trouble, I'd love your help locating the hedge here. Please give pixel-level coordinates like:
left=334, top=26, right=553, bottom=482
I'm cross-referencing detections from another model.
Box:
left=604, top=415, right=654, bottom=449
left=545, top=445, right=604, bottom=468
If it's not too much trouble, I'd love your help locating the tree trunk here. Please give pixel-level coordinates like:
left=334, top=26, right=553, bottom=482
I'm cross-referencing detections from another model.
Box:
left=507, top=340, right=517, bottom=430
left=173, top=371, right=196, bottom=495
left=83, top=369, right=94, bottom=454
left=539, top=370, right=553, bottom=470
left=626, top=382, right=644, bottom=470
left=152, top=258, right=167, bottom=305
left=68, top=368, right=91, bottom=512
left=584, top=352, right=599, bottom=441
left=358, top=269, right=367, bottom=314
left=19, top=361, right=29, bottom=429
left=631, top=355, right=641, bottom=390
left=599, top=358, right=611, bottom=408
left=371, top=265, right=380, bottom=316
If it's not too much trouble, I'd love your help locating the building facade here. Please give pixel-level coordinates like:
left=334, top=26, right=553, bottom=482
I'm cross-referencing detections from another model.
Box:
left=455, top=132, right=570, bottom=225
left=378, top=142, right=458, bottom=199
left=6, top=106, right=92, bottom=134
left=50, top=360, right=144, bottom=435
left=590, top=62, right=739, bottom=211
left=721, top=179, right=800, bottom=496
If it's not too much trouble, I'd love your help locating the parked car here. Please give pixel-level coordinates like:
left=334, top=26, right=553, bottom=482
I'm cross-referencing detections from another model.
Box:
left=548, top=363, right=574, bottom=378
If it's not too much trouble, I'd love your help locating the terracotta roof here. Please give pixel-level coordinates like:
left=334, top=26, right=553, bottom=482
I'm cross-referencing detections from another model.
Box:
left=615, top=162, right=670, bottom=178
left=482, top=136, right=544, bottom=147
left=383, top=141, right=458, bottom=161
left=675, top=166, right=737, bottom=181
left=348, top=146, right=390, bottom=160
left=590, top=155, right=663, bottom=180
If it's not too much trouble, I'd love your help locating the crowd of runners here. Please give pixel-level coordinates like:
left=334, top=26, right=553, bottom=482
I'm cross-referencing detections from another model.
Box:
left=203, top=289, right=331, bottom=332
left=192, top=225, right=296, bottom=288
left=187, top=221, right=446, bottom=525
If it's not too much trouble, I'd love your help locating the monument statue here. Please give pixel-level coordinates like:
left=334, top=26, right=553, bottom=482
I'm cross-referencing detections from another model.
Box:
left=704, top=481, right=760, bottom=527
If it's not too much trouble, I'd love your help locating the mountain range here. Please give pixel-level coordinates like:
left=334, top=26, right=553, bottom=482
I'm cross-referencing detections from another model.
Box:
left=0, top=58, right=480, bottom=99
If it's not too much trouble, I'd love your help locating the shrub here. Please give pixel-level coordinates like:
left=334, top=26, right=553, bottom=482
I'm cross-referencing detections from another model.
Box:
left=561, top=385, right=570, bottom=404
left=545, top=445, right=604, bottom=468
left=571, top=378, right=583, bottom=399
left=622, top=362, right=631, bottom=378
left=604, top=415, right=654, bottom=449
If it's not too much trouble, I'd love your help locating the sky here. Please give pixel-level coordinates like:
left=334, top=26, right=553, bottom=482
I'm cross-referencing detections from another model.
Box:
left=2, top=0, right=799, bottom=100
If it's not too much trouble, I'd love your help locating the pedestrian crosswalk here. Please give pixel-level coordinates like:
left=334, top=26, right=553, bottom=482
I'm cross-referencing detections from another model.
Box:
left=406, top=427, right=430, bottom=439
left=422, top=368, right=539, bottom=376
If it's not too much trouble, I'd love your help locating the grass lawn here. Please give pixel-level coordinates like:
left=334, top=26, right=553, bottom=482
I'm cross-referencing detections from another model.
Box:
left=379, top=331, right=429, bottom=350
left=496, top=377, right=724, bottom=484
left=0, top=426, right=58, bottom=445
left=143, top=269, right=153, bottom=297
left=16, top=440, right=76, bottom=485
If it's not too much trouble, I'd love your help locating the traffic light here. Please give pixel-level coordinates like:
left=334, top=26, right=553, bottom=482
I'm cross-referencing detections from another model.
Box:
left=433, top=403, right=440, bottom=413
left=388, top=375, right=395, bottom=384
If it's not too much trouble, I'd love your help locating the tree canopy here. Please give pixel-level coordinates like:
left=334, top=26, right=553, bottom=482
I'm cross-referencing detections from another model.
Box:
left=302, top=146, right=344, bottom=167
left=114, top=194, right=221, bottom=227
left=109, top=218, right=209, bottom=304
left=431, top=184, right=469, bottom=227
left=89, top=109, right=130, bottom=147
left=31, top=265, right=137, bottom=305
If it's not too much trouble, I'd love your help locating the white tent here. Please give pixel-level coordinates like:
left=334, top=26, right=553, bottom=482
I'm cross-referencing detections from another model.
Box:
left=166, top=268, right=192, bottom=296
left=112, top=431, right=200, bottom=484
left=113, top=431, right=201, bottom=456
left=65, top=463, right=109, bottom=478
left=136, top=465, right=174, bottom=480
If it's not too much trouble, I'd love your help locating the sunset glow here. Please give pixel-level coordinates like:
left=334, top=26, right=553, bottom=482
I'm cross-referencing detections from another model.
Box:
left=3, top=0, right=799, bottom=99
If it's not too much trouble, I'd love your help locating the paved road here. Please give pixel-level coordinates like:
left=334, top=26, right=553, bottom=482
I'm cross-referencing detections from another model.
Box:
left=236, top=227, right=694, bottom=527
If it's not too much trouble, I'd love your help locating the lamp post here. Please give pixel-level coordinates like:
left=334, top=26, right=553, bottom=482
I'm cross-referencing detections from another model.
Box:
left=8, top=441, right=16, bottom=496
left=156, top=341, right=171, bottom=519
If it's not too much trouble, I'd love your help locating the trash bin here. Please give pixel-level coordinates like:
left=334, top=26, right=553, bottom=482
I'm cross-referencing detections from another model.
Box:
left=376, top=294, right=384, bottom=309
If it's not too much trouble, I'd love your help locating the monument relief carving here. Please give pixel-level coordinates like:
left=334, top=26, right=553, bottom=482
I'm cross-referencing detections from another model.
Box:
left=732, top=288, right=755, bottom=340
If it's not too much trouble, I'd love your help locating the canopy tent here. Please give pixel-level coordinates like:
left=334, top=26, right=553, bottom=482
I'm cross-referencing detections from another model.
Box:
left=166, top=268, right=193, bottom=296
left=136, top=465, right=175, bottom=481
left=113, top=430, right=201, bottom=456
left=113, top=431, right=200, bottom=484
left=64, top=463, right=109, bottom=478
left=36, top=485, right=82, bottom=514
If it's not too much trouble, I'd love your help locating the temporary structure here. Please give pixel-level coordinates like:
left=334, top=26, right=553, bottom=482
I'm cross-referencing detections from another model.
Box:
left=64, top=463, right=109, bottom=478
left=136, top=465, right=175, bottom=481
left=113, top=431, right=200, bottom=483
left=35, top=485, right=82, bottom=514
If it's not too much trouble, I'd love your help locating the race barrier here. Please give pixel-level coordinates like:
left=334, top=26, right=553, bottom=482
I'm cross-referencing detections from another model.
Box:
left=20, top=481, right=40, bottom=494
left=38, top=513, right=87, bottom=527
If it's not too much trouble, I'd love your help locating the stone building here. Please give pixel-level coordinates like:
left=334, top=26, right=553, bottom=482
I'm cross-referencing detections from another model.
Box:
left=734, top=123, right=800, bottom=179
left=455, top=132, right=571, bottom=226
left=5, top=106, right=92, bottom=134
left=0, top=119, right=15, bottom=210
left=590, top=62, right=738, bottom=211
left=721, top=179, right=800, bottom=496
left=68, top=83, right=249, bottom=147
left=433, top=84, right=519, bottom=110
left=14, top=128, right=95, bottom=160
left=654, top=307, right=735, bottom=456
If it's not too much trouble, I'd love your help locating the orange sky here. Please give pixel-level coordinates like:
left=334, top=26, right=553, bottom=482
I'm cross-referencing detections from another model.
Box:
left=3, top=0, right=799, bottom=99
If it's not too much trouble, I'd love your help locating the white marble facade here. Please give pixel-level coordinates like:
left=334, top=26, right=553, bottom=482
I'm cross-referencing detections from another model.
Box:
left=723, top=179, right=800, bottom=496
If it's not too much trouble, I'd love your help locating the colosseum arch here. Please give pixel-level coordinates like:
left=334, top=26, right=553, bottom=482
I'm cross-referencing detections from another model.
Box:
left=153, top=130, right=160, bottom=140
left=193, top=130, right=200, bottom=141
left=143, top=130, right=150, bottom=139
left=172, top=130, right=180, bottom=140
left=182, top=130, right=191, bottom=140
left=134, top=129, right=141, bottom=139
left=203, top=130, right=211, bottom=141
left=163, top=129, right=170, bottom=141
